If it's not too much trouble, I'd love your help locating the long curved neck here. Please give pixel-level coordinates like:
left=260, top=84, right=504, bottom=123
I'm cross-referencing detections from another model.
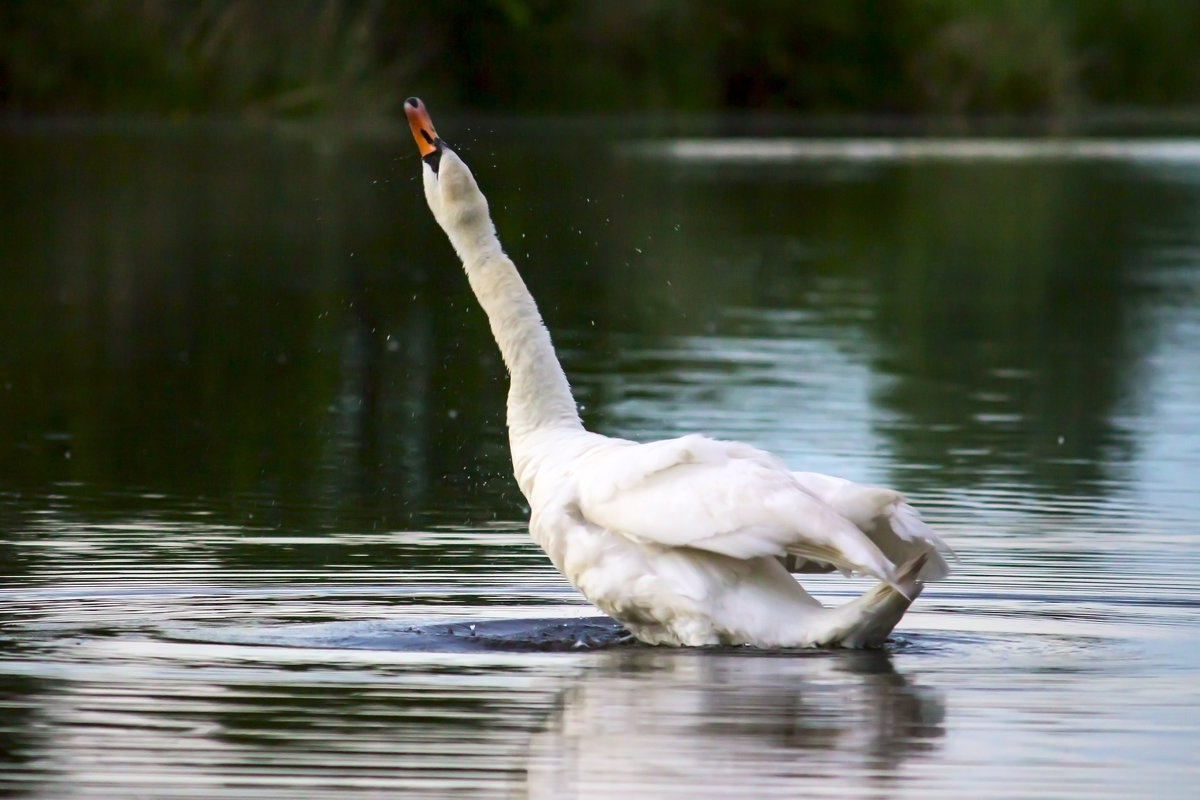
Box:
left=457, top=231, right=582, bottom=438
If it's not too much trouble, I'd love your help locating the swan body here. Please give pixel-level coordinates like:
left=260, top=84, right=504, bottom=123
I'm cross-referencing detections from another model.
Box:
left=404, top=98, right=950, bottom=648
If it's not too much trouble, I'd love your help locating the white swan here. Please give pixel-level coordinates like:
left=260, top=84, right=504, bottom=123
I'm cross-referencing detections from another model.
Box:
left=404, top=98, right=951, bottom=648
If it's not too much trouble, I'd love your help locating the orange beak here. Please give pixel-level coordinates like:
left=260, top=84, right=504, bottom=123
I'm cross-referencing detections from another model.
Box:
left=404, top=97, right=440, bottom=158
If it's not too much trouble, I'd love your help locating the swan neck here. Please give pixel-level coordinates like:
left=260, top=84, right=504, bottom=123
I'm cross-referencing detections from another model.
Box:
left=460, top=235, right=581, bottom=437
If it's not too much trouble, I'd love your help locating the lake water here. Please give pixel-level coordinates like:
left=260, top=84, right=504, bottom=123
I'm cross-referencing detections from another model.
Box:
left=2, top=118, right=1199, bottom=798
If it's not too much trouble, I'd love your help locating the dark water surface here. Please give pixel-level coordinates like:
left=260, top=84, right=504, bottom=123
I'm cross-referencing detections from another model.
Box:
left=2, top=119, right=1199, bottom=798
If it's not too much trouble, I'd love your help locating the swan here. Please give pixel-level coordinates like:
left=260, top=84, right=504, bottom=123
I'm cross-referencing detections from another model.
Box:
left=403, top=97, right=951, bottom=648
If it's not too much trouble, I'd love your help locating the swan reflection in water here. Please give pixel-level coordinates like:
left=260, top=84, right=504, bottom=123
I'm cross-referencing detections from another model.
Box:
left=520, top=648, right=944, bottom=798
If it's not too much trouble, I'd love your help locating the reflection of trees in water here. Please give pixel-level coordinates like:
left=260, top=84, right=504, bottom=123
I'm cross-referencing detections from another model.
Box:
left=522, top=649, right=944, bottom=798
left=0, top=672, right=48, bottom=795
left=571, top=154, right=1196, bottom=500
left=0, top=127, right=528, bottom=534
left=858, top=162, right=1172, bottom=498
left=5, top=125, right=1196, bottom=535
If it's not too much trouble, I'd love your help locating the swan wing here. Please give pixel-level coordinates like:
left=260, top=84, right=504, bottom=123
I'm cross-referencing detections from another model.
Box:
left=788, top=471, right=953, bottom=581
left=573, top=435, right=899, bottom=584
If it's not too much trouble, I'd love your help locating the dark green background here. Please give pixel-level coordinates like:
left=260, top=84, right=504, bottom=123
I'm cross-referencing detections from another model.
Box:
left=4, top=0, right=1200, bottom=117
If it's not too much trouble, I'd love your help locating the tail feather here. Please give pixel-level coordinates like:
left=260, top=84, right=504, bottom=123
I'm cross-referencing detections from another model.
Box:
left=791, top=472, right=953, bottom=583
left=878, top=502, right=952, bottom=582
left=820, top=553, right=929, bottom=649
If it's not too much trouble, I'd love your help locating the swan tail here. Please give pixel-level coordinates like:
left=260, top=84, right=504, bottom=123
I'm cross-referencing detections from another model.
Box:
left=818, top=552, right=929, bottom=649
left=790, top=472, right=953, bottom=583
left=880, top=502, right=953, bottom=582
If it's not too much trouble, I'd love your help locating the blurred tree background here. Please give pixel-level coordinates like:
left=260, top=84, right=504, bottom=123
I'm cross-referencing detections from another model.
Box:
left=2, top=0, right=1200, bottom=117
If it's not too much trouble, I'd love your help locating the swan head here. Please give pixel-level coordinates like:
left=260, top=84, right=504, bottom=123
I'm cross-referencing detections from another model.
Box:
left=405, top=97, right=491, bottom=248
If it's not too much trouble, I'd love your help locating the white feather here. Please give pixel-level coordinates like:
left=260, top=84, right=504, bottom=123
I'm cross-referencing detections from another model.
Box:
left=409, top=103, right=951, bottom=648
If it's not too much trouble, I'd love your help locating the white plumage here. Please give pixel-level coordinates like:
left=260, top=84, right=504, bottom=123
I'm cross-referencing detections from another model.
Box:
left=404, top=98, right=951, bottom=648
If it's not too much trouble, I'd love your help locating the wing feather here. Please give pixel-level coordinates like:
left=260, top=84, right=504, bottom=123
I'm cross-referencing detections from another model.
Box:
left=791, top=471, right=953, bottom=581
left=572, top=435, right=900, bottom=584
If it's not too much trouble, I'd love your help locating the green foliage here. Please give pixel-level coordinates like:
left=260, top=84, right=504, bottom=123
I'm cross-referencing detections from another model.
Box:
left=2, top=0, right=1200, bottom=116
left=906, top=0, right=1080, bottom=113
left=1073, top=0, right=1200, bottom=105
left=0, top=0, right=432, bottom=115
